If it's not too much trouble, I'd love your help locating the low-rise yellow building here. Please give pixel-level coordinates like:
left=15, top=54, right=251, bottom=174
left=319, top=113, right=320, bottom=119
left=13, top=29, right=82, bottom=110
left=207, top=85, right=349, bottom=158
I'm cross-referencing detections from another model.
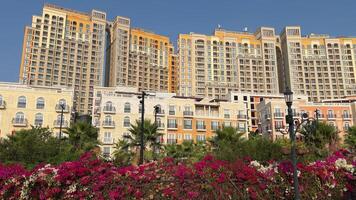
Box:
left=0, top=82, right=74, bottom=137
left=92, top=86, right=248, bottom=157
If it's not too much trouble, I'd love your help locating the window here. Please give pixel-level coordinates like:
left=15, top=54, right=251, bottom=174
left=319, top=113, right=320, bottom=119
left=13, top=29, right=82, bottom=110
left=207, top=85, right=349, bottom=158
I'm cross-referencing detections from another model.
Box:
left=184, top=119, right=192, bottom=129
left=18, top=96, right=26, bottom=108
left=169, top=105, right=175, bottom=115
left=224, top=109, right=230, bottom=118
left=123, top=116, right=130, bottom=127
left=104, top=101, right=114, bottom=112
left=103, top=132, right=112, bottom=143
left=34, top=113, right=44, bottom=126
left=168, top=119, right=177, bottom=128
left=56, top=114, right=65, bottom=126
left=124, top=102, right=131, bottom=113
left=14, top=112, right=25, bottom=123
left=196, top=120, right=205, bottom=129
left=184, top=134, right=192, bottom=141
left=211, top=121, right=219, bottom=131
left=36, top=97, right=45, bottom=109
left=196, top=135, right=206, bottom=142
left=344, top=122, right=350, bottom=130
left=224, top=121, right=231, bottom=127
left=0, top=95, right=3, bottom=105
left=103, top=147, right=111, bottom=157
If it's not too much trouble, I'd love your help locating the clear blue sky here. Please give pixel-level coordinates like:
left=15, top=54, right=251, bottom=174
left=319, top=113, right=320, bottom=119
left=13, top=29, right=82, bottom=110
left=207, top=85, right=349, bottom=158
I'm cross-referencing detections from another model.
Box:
left=1, top=0, right=356, bottom=82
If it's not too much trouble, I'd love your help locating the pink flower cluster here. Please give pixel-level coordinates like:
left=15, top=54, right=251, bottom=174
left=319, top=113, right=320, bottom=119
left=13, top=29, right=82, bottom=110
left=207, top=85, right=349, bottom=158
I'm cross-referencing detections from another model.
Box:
left=0, top=150, right=355, bottom=199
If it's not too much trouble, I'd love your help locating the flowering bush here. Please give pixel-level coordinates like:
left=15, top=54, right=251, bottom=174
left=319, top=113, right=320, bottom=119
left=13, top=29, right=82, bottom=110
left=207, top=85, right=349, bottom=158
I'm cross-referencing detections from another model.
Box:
left=0, top=150, right=355, bottom=199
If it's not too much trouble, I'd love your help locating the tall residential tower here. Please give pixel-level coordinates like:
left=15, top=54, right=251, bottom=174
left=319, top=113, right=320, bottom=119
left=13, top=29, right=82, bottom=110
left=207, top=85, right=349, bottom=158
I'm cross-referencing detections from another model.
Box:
left=280, top=26, right=356, bottom=101
left=19, top=4, right=107, bottom=114
left=178, top=27, right=280, bottom=99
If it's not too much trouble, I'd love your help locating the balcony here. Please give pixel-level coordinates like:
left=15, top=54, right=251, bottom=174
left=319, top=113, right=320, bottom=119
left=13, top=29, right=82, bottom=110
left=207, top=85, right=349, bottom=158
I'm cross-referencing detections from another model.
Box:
left=196, top=125, right=206, bottom=131
left=237, top=114, right=247, bottom=120
left=157, top=122, right=165, bottom=130
left=0, top=101, right=6, bottom=109
left=156, top=109, right=165, bottom=116
left=53, top=120, right=69, bottom=128
left=102, top=121, right=115, bottom=128
left=183, top=111, right=194, bottom=117
left=342, top=114, right=352, bottom=120
left=327, top=114, right=336, bottom=120
left=274, top=112, right=284, bottom=119
left=169, top=110, right=175, bottom=115
left=167, top=139, right=177, bottom=144
left=55, top=104, right=70, bottom=113
left=12, top=118, right=28, bottom=127
left=224, top=114, right=230, bottom=119
left=167, top=123, right=178, bottom=130
left=102, top=137, right=114, bottom=144
left=103, top=106, right=116, bottom=114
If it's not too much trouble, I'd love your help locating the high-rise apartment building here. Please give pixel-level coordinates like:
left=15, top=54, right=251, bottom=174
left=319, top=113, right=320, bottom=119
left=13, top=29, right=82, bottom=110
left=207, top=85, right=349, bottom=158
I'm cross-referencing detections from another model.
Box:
left=19, top=4, right=107, bottom=114
left=107, top=20, right=178, bottom=93
left=280, top=26, right=356, bottom=102
left=178, top=27, right=280, bottom=99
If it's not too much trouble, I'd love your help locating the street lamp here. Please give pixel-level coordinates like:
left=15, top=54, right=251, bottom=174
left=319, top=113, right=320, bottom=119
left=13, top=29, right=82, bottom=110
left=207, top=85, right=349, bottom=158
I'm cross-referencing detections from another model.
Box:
left=138, top=91, right=147, bottom=165
left=284, top=87, right=300, bottom=200
left=58, top=103, right=65, bottom=152
left=153, top=105, right=160, bottom=125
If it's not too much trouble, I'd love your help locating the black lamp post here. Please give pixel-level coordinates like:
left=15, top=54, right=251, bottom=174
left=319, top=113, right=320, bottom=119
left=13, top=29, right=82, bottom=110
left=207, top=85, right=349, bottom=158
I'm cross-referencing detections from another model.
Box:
left=138, top=91, right=147, bottom=165
left=284, top=87, right=300, bottom=200
left=153, top=105, right=160, bottom=125
left=58, top=103, right=65, bottom=152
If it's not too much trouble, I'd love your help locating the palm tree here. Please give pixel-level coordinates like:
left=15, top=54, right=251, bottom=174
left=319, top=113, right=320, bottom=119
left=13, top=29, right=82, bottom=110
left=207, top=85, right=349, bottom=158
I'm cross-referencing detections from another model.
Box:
left=209, top=126, right=245, bottom=147
left=123, top=119, right=163, bottom=163
left=63, top=121, right=99, bottom=152
left=112, top=139, right=133, bottom=166
left=344, top=126, right=356, bottom=151
left=300, top=122, right=339, bottom=154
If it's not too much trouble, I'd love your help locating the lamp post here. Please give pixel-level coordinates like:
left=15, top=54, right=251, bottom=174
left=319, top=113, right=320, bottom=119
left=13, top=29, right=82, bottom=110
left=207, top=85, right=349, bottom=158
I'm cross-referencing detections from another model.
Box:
left=58, top=103, right=65, bottom=152
left=284, top=87, right=300, bottom=200
left=153, top=105, right=160, bottom=125
left=138, top=91, right=147, bottom=165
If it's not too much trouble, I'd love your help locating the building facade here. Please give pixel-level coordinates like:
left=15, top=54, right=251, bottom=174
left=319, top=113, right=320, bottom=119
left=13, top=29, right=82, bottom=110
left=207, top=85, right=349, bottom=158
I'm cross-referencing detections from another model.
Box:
left=92, top=86, right=248, bottom=156
left=106, top=20, right=178, bottom=93
left=257, top=97, right=354, bottom=141
left=19, top=4, right=107, bottom=114
left=280, top=26, right=356, bottom=102
left=178, top=27, right=280, bottom=99
left=0, top=82, right=74, bottom=138
left=228, top=92, right=285, bottom=132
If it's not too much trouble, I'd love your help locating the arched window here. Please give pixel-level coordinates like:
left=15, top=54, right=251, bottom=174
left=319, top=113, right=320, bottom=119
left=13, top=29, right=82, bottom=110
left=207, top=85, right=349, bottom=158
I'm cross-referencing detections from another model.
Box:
left=124, top=102, right=131, bottom=113
left=14, top=112, right=25, bottom=123
left=123, top=116, right=130, bottom=127
left=104, top=101, right=113, bottom=111
left=52, top=16, right=56, bottom=20
left=44, top=14, right=49, bottom=18
left=17, top=96, right=27, bottom=108
left=34, top=113, right=44, bottom=126
left=36, top=97, right=45, bottom=109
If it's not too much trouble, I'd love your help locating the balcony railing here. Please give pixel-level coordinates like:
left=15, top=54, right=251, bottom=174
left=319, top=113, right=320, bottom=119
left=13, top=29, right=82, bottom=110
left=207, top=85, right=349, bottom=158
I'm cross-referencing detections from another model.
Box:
left=196, top=125, right=206, bottom=131
left=265, top=114, right=271, bottom=120
left=169, top=110, right=175, bottom=115
left=274, top=112, right=284, bottom=118
left=342, top=114, right=352, bottom=120
left=55, top=104, right=70, bottom=113
left=103, top=106, right=116, bottom=114
left=12, top=118, right=28, bottom=127
left=327, top=114, right=336, bottom=120
left=167, top=139, right=177, bottom=144
left=157, top=122, right=165, bottom=129
left=224, top=114, right=230, bottom=119
left=156, top=109, right=165, bottom=115
left=53, top=120, right=69, bottom=128
left=103, top=137, right=114, bottom=144
left=183, top=111, right=194, bottom=117
left=0, top=101, right=6, bottom=109
left=237, top=114, right=247, bottom=120
left=102, top=121, right=115, bottom=128
left=167, top=123, right=178, bottom=129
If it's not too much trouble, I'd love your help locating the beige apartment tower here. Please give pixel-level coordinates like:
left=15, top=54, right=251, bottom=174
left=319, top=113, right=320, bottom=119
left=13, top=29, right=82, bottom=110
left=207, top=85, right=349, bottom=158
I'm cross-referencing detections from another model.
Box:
left=178, top=27, right=280, bottom=99
left=19, top=4, right=107, bottom=114
left=280, top=26, right=356, bottom=102
left=106, top=19, right=178, bottom=93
